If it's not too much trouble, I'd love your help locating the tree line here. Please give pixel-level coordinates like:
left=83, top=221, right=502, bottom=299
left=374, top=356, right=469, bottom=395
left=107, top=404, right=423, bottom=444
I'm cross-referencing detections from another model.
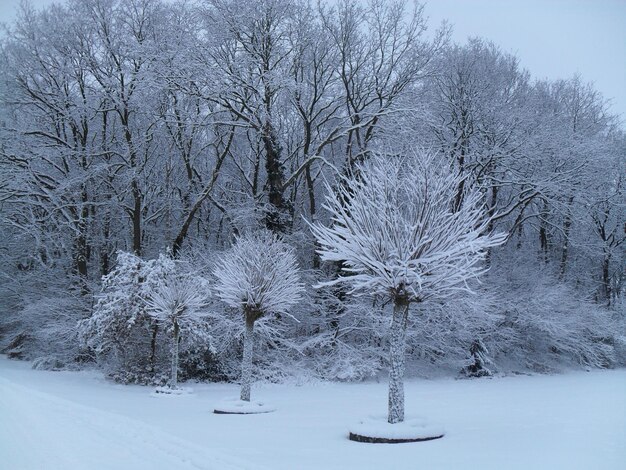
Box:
left=0, top=0, right=624, bottom=381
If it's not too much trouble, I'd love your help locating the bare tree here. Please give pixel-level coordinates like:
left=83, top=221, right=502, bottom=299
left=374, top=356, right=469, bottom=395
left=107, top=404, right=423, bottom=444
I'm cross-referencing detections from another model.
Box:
left=320, top=0, right=447, bottom=171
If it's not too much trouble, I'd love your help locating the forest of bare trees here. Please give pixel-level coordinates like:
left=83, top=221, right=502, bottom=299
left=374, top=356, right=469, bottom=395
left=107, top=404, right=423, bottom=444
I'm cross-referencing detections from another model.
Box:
left=1, top=0, right=624, bottom=384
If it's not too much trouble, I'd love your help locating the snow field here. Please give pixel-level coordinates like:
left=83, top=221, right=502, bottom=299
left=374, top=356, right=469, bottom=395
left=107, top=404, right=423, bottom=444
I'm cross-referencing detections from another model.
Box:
left=0, top=374, right=262, bottom=470
left=1, top=357, right=625, bottom=470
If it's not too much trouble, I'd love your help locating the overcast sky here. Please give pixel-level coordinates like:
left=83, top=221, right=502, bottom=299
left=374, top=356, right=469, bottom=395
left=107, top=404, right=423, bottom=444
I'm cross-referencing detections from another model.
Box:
left=1, top=0, right=625, bottom=122
left=426, top=0, right=626, bottom=124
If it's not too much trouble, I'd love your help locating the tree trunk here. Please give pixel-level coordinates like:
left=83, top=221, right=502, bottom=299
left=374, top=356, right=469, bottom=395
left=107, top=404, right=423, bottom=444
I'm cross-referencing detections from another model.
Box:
left=539, top=200, right=549, bottom=263
left=149, top=323, right=158, bottom=372
left=170, top=321, right=180, bottom=389
left=388, top=297, right=409, bottom=424
left=559, top=196, right=574, bottom=280
left=72, top=185, right=90, bottom=296
left=75, top=229, right=89, bottom=295
left=132, top=179, right=142, bottom=256
left=240, top=317, right=255, bottom=402
left=602, top=252, right=611, bottom=304
left=121, top=110, right=142, bottom=256
left=171, top=128, right=232, bottom=257
left=101, top=206, right=111, bottom=276
left=485, top=186, right=499, bottom=267
left=305, top=166, right=321, bottom=269
left=263, top=124, right=289, bottom=233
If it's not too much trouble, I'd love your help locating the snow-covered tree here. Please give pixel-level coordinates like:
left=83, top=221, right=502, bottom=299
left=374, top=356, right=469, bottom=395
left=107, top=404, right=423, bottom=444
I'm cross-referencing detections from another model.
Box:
left=213, top=230, right=304, bottom=401
left=310, top=151, right=506, bottom=424
left=145, top=273, right=210, bottom=389
left=78, top=252, right=176, bottom=379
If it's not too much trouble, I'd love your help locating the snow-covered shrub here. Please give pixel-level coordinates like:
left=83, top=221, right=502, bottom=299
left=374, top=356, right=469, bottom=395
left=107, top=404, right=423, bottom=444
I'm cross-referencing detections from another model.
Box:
left=466, top=257, right=623, bottom=373
left=401, top=263, right=624, bottom=376
left=305, top=335, right=386, bottom=381
left=494, top=281, right=618, bottom=371
left=298, top=285, right=388, bottom=381
left=614, top=333, right=626, bottom=367
left=108, top=368, right=170, bottom=387
left=32, top=355, right=68, bottom=371
left=79, top=251, right=223, bottom=384
left=178, top=345, right=230, bottom=382
left=78, top=252, right=177, bottom=382
left=213, top=230, right=304, bottom=401
left=405, top=292, right=502, bottom=378
left=613, top=297, right=626, bottom=366
left=2, top=292, right=88, bottom=365
left=460, top=339, right=493, bottom=377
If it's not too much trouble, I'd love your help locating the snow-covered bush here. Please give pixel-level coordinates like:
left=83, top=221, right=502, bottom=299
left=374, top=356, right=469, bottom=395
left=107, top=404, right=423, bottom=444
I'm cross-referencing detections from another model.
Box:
left=613, top=297, right=626, bottom=366
left=398, top=256, right=625, bottom=376
left=213, top=230, right=304, bottom=401
left=79, top=251, right=222, bottom=384
left=1, top=292, right=88, bottom=366
left=78, top=252, right=177, bottom=382
left=310, top=150, right=506, bottom=423
left=178, top=345, right=230, bottom=382
left=491, top=275, right=619, bottom=372
left=31, top=355, right=69, bottom=371
left=404, top=291, right=502, bottom=377
left=297, top=282, right=388, bottom=381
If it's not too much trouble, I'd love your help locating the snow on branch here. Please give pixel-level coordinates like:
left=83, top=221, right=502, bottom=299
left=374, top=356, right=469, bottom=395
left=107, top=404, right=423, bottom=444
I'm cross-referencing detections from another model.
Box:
left=213, top=230, right=304, bottom=319
left=144, top=273, right=211, bottom=330
left=309, top=150, right=507, bottom=303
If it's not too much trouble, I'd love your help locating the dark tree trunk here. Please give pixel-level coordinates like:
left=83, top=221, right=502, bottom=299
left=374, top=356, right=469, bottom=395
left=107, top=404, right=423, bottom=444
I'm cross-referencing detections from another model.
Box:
left=539, top=200, right=550, bottom=263
left=171, top=128, right=233, bottom=257
left=305, top=165, right=321, bottom=269
left=101, top=210, right=111, bottom=276
left=132, top=179, right=142, bottom=256
left=263, top=123, right=290, bottom=233
left=149, top=323, right=158, bottom=372
left=602, top=253, right=611, bottom=304
left=559, top=196, right=574, bottom=279
left=71, top=182, right=90, bottom=296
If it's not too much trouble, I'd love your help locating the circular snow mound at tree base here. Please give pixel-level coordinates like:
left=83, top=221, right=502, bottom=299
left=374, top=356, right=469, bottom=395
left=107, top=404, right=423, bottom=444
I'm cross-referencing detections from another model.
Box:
left=213, top=398, right=276, bottom=415
left=150, top=386, right=193, bottom=397
left=348, top=416, right=445, bottom=444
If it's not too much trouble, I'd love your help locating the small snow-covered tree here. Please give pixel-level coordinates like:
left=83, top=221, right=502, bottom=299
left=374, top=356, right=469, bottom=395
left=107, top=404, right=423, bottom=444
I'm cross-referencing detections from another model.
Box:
left=145, top=273, right=210, bottom=389
left=310, top=151, right=506, bottom=424
left=79, top=252, right=176, bottom=379
left=213, top=230, right=304, bottom=401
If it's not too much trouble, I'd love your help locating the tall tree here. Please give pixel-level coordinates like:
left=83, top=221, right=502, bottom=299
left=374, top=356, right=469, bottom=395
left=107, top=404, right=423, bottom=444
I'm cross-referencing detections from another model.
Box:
left=311, top=151, right=505, bottom=423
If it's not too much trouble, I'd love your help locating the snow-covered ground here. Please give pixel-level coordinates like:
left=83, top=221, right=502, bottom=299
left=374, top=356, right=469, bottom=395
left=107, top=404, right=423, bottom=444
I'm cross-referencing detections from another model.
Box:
left=1, top=357, right=625, bottom=470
